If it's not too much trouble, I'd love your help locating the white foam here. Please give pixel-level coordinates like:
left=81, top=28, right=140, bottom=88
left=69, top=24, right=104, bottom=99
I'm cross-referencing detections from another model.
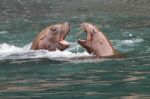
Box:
left=113, top=38, right=143, bottom=46
left=0, top=38, right=144, bottom=61
left=0, top=43, right=90, bottom=61
left=122, top=39, right=144, bottom=45
left=0, top=43, right=22, bottom=53
left=112, top=38, right=144, bottom=52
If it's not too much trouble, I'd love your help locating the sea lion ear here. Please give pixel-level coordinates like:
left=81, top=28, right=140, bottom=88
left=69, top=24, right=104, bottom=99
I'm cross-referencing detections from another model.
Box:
left=40, top=35, right=45, bottom=40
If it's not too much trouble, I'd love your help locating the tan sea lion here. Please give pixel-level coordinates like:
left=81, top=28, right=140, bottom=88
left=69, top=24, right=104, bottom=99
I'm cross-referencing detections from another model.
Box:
left=78, top=23, right=121, bottom=58
left=31, top=22, right=70, bottom=51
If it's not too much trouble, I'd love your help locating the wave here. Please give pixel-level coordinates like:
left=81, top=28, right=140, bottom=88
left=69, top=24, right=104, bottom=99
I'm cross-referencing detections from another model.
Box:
left=0, top=43, right=90, bottom=61
left=0, top=38, right=144, bottom=61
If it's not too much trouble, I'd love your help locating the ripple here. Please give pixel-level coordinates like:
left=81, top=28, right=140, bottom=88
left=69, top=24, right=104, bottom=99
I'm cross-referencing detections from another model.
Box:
left=122, top=94, right=150, bottom=99
left=0, top=31, right=9, bottom=34
left=123, top=76, right=145, bottom=82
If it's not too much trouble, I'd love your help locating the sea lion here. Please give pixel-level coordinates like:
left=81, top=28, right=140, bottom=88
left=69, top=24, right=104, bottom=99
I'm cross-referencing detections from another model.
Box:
left=31, top=22, right=70, bottom=51
left=78, top=23, right=120, bottom=58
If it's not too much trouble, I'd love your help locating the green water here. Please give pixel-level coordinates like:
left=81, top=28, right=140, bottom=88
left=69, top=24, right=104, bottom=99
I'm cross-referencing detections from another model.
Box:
left=0, top=0, right=150, bottom=99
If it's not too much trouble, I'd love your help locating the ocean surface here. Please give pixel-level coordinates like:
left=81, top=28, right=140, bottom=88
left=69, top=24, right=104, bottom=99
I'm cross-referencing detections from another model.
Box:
left=0, top=0, right=150, bottom=99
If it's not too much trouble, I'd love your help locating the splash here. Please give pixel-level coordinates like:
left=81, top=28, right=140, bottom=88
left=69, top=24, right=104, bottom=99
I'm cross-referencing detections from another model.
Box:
left=112, top=38, right=144, bottom=52
left=0, top=43, right=90, bottom=61
left=0, top=37, right=144, bottom=61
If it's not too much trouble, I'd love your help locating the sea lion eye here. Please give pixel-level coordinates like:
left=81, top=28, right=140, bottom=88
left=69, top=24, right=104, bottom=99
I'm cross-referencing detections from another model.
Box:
left=84, top=29, right=87, bottom=33
left=51, top=26, right=57, bottom=32
left=93, top=29, right=96, bottom=34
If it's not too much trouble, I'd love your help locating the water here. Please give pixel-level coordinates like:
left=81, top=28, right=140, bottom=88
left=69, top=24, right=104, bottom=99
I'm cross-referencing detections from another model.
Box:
left=0, top=0, right=150, bottom=99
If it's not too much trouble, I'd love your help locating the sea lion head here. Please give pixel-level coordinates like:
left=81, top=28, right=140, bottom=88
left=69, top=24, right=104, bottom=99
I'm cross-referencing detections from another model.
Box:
left=31, top=22, right=70, bottom=51
left=78, top=23, right=115, bottom=57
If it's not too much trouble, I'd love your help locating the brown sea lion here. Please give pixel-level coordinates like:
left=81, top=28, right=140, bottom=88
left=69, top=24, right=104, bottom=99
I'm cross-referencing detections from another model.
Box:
left=78, top=23, right=121, bottom=58
left=31, top=22, right=70, bottom=51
